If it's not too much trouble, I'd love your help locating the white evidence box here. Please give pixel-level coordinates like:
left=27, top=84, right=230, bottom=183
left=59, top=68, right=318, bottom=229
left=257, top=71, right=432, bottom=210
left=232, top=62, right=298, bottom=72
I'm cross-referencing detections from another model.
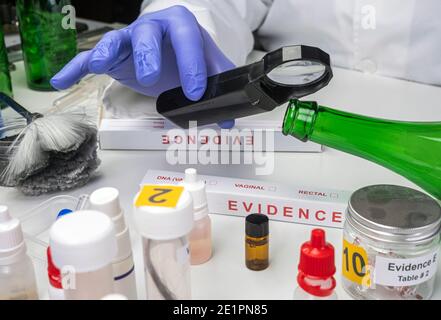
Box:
left=142, top=169, right=351, bottom=229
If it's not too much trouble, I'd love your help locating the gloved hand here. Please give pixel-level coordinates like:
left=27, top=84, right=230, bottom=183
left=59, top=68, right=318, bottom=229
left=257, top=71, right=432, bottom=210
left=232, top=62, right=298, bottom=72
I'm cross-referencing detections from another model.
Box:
left=51, top=6, right=236, bottom=128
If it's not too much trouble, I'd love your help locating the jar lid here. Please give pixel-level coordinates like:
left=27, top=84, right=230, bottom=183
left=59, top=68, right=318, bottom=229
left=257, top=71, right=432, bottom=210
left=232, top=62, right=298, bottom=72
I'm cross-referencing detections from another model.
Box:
left=133, top=188, right=194, bottom=240
left=347, top=185, right=441, bottom=244
left=246, top=214, right=269, bottom=238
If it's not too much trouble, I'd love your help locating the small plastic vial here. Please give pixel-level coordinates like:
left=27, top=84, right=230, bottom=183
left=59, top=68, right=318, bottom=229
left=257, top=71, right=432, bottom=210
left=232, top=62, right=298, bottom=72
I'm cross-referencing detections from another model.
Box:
left=89, top=187, right=137, bottom=300
left=294, top=229, right=337, bottom=300
left=133, top=186, right=194, bottom=300
left=47, top=248, right=64, bottom=300
left=245, top=214, right=269, bottom=271
left=182, top=168, right=212, bottom=265
left=0, top=206, right=38, bottom=300
left=50, top=210, right=117, bottom=300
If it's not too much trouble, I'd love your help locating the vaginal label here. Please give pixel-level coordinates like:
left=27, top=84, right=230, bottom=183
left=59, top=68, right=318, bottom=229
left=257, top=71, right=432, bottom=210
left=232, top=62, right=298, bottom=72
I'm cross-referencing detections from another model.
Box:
left=374, top=249, right=438, bottom=287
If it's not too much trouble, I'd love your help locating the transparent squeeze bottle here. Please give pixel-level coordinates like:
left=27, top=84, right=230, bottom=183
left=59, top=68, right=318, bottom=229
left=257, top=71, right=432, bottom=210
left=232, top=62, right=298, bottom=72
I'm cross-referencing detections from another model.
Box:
left=0, top=206, right=38, bottom=300
left=182, top=168, right=212, bottom=265
left=50, top=210, right=117, bottom=300
left=89, top=187, right=137, bottom=300
left=133, top=186, right=194, bottom=300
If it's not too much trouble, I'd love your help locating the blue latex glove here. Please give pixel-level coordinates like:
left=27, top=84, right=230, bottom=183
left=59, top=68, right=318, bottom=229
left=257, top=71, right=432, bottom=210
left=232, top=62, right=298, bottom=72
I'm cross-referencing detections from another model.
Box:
left=51, top=6, right=235, bottom=129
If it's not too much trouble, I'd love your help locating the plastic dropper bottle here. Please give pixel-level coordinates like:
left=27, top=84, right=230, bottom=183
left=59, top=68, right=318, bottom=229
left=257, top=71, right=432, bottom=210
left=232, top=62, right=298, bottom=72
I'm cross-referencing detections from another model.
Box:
left=133, top=186, right=194, bottom=300
left=0, top=206, right=38, bottom=300
left=182, top=168, right=212, bottom=265
left=89, top=187, right=137, bottom=300
left=294, top=229, right=337, bottom=300
left=50, top=210, right=117, bottom=300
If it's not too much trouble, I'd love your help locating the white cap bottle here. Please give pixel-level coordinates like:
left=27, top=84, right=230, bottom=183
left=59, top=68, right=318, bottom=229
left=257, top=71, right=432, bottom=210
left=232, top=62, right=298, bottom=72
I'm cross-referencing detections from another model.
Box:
left=0, top=205, right=38, bottom=300
left=50, top=210, right=117, bottom=300
left=133, top=187, right=194, bottom=300
left=89, top=187, right=137, bottom=300
left=182, top=168, right=212, bottom=265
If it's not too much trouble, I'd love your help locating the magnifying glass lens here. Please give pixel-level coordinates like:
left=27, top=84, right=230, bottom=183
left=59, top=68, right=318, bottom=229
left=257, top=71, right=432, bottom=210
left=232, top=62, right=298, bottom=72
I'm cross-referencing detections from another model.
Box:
left=267, top=60, right=326, bottom=85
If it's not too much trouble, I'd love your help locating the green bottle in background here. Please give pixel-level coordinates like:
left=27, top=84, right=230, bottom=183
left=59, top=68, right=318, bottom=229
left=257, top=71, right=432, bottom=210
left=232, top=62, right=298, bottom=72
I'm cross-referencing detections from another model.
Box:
left=0, top=23, right=13, bottom=109
left=16, top=0, right=77, bottom=91
left=283, top=99, right=441, bottom=200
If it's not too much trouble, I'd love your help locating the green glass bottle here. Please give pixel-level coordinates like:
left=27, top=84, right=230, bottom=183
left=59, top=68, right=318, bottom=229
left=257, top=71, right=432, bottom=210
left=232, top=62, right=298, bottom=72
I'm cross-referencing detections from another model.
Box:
left=0, top=23, right=13, bottom=109
left=283, top=99, right=441, bottom=200
left=16, top=0, right=77, bottom=91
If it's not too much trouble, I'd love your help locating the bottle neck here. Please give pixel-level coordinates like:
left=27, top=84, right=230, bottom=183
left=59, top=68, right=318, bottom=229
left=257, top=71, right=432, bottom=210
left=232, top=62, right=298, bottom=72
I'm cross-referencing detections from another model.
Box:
left=194, top=204, right=209, bottom=221
left=282, top=100, right=318, bottom=142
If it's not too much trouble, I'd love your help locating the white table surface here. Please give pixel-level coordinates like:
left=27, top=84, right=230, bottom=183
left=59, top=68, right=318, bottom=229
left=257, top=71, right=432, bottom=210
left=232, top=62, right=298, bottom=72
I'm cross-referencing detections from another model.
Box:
left=1, top=61, right=441, bottom=300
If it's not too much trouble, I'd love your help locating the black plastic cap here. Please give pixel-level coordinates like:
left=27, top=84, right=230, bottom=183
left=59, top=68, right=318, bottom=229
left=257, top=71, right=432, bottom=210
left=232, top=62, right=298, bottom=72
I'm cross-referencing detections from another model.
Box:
left=246, top=214, right=269, bottom=238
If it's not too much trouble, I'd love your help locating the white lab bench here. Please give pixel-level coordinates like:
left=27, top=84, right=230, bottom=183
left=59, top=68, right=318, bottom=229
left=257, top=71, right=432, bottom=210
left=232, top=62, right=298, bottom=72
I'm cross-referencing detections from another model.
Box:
left=1, top=61, right=441, bottom=300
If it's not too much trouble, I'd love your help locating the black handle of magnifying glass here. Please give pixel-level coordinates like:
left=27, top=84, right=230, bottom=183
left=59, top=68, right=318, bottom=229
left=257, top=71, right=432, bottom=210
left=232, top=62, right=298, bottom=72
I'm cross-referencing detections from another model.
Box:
left=156, top=45, right=332, bottom=129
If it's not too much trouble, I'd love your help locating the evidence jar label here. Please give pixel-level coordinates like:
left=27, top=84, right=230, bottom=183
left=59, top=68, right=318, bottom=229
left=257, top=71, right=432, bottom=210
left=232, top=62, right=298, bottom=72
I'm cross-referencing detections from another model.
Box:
left=374, top=249, right=438, bottom=287
left=343, top=239, right=439, bottom=288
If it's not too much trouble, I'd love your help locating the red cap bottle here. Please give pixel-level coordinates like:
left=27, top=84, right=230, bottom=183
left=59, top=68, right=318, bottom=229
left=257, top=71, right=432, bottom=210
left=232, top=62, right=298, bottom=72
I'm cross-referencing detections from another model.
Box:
left=47, top=247, right=63, bottom=290
left=296, top=229, right=336, bottom=298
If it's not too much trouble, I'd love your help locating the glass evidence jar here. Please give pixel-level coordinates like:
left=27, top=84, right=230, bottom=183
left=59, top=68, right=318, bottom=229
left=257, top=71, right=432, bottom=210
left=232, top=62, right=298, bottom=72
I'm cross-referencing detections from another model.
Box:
left=342, top=185, right=441, bottom=300
left=16, top=0, right=77, bottom=90
left=133, top=186, right=194, bottom=300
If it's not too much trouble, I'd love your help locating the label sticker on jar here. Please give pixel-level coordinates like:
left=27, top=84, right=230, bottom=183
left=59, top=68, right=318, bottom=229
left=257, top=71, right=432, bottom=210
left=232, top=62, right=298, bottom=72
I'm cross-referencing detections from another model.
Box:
left=135, top=185, right=184, bottom=208
left=374, top=249, right=438, bottom=287
left=342, top=239, right=371, bottom=286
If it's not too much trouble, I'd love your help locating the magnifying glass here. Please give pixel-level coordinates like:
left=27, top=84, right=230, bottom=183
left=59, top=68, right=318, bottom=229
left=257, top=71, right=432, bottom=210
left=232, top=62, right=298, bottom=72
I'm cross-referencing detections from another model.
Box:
left=157, top=45, right=332, bottom=128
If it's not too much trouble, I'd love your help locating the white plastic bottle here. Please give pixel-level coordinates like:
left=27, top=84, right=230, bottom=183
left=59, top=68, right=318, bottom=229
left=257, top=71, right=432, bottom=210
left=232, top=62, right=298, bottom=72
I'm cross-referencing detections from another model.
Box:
left=50, top=210, right=117, bottom=300
left=0, top=206, right=38, bottom=300
left=182, top=168, right=212, bottom=265
left=133, top=187, right=194, bottom=300
left=89, top=187, right=137, bottom=300
left=293, top=229, right=338, bottom=300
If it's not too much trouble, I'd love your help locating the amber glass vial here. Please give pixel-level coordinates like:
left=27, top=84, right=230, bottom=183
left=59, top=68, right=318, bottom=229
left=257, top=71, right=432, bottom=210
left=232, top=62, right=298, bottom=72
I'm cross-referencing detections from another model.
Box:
left=245, top=214, right=269, bottom=271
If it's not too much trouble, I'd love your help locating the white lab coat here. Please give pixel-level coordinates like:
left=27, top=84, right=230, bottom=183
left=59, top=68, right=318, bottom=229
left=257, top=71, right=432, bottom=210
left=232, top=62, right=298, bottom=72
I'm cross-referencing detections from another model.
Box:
left=141, top=0, right=441, bottom=86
